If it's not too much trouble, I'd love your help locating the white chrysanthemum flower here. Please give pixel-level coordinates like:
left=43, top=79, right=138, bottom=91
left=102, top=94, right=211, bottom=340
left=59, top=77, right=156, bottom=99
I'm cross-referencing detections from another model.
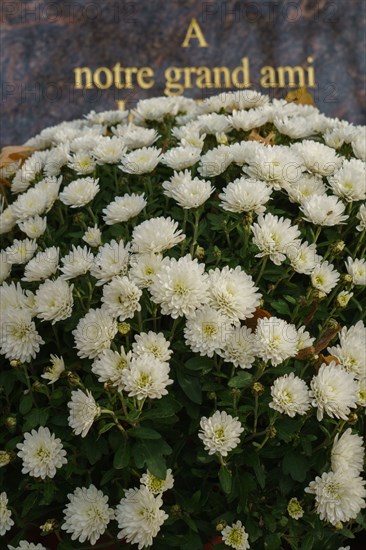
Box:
left=62, top=484, right=114, bottom=546
left=336, top=290, right=353, bottom=308
left=92, top=136, right=126, bottom=164
left=90, top=239, right=130, bottom=285
left=12, top=187, right=48, bottom=220
left=243, top=144, right=303, bottom=188
left=287, top=497, right=304, bottom=520
left=328, top=321, right=366, bottom=379
left=129, top=252, right=167, bottom=288
left=228, top=106, right=270, bottom=131
left=0, top=206, right=17, bottom=234
left=73, top=308, right=118, bottom=359
left=17, top=215, right=47, bottom=239
left=0, top=281, right=34, bottom=316
left=67, top=389, right=101, bottom=437
left=0, top=250, right=12, bottom=283
left=44, top=144, right=69, bottom=176
left=285, top=173, right=327, bottom=204
left=184, top=306, right=229, bottom=357
left=305, top=470, right=366, bottom=525
left=352, top=132, right=366, bottom=160
left=162, top=145, right=201, bottom=170
left=92, top=346, right=131, bottom=392
left=311, top=261, right=340, bottom=294
left=113, top=123, right=159, bottom=149
left=59, top=177, right=100, bottom=207
left=300, top=194, right=348, bottom=226
left=22, top=246, right=59, bottom=282
left=6, top=238, right=37, bottom=265
left=8, top=542, right=47, bottom=550
left=251, top=213, right=301, bottom=265
left=35, top=278, right=74, bottom=324
left=102, top=193, right=146, bottom=224
left=11, top=150, right=48, bottom=193
left=0, top=309, right=44, bottom=363
left=208, top=266, right=261, bottom=324
left=221, top=520, right=250, bottom=550
left=86, top=108, right=128, bottom=125
left=328, top=158, right=366, bottom=202
left=132, top=331, right=172, bottom=362
left=83, top=224, right=102, bottom=247
left=296, top=326, right=315, bottom=351
left=122, top=356, right=173, bottom=400
left=115, top=486, right=168, bottom=549
left=310, top=362, right=358, bottom=421
left=357, top=378, right=366, bottom=407
left=273, top=115, right=316, bottom=139
left=41, top=354, right=65, bottom=384
left=102, top=276, right=142, bottom=320
left=198, top=144, right=232, bottom=177
left=140, top=469, right=174, bottom=495
left=199, top=410, right=244, bottom=457
left=132, top=216, right=185, bottom=254
left=34, top=176, right=62, bottom=211
left=269, top=373, right=311, bottom=417
left=149, top=254, right=209, bottom=318
left=331, top=428, right=364, bottom=476
left=255, top=317, right=299, bottom=366
left=68, top=150, right=96, bottom=174
left=163, top=175, right=214, bottom=209
left=120, top=146, right=161, bottom=174
left=287, top=241, right=319, bottom=274
left=60, top=245, right=94, bottom=280
left=0, top=492, right=14, bottom=536
left=219, top=177, right=272, bottom=214
left=292, top=140, right=342, bottom=175
left=218, top=325, right=256, bottom=369
left=197, top=113, right=232, bottom=135
left=356, top=203, right=366, bottom=232
left=16, top=426, right=67, bottom=479
left=345, top=257, right=366, bottom=286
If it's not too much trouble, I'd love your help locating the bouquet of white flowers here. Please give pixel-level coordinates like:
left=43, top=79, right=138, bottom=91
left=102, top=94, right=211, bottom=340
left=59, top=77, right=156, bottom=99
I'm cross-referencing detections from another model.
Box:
left=0, top=91, right=365, bottom=550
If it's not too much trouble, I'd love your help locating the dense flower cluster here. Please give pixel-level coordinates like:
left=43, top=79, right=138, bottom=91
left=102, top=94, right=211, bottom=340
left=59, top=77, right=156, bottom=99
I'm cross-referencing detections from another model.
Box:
left=0, top=91, right=365, bottom=549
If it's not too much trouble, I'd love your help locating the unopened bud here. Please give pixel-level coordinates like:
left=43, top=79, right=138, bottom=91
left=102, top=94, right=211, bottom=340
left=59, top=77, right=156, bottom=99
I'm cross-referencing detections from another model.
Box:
left=73, top=212, right=85, bottom=225
left=231, top=388, right=241, bottom=399
left=335, top=521, right=343, bottom=530
left=118, top=322, right=131, bottom=335
left=216, top=520, right=226, bottom=531
left=208, top=392, right=216, bottom=401
left=40, top=519, right=58, bottom=534
left=314, top=290, right=326, bottom=300
left=0, top=450, right=14, bottom=467
left=267, top=425, right=277, bottom=438
left=195, top=245, right=205, bottom=260
left=10, top=359, right=21, bottom=368
left=4, top=416, right=17, bottom=431
left=326, top=318, right=339, bottom=330
left=32, top=381, right=46, bottom=392
left=336, top=290, right=353, bottom=308
left=252, top=382, right=265, bottom=396
left=343, top=274, right=353, bottom=283
left=67, top=372, right=81, bottom=386
left=213, top=246, right=221, bottom=259
left=243, top=212, right=253, bottom=226
left=216, top=132, right=228, bottom=145
left=348, top=412, right=358, bottom=425
left=330, top=240, right=345, bottom=254
left=171, top=504, right=182, bottom=517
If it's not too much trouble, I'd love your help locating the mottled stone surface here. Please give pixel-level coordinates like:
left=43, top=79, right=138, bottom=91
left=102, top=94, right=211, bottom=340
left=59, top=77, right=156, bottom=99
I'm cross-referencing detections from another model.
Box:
left=1, top=0, right=365, bottom=146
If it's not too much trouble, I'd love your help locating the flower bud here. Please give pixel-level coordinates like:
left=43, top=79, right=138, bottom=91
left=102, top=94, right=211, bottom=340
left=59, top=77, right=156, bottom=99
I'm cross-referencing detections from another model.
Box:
left=118, top=322, right=131, bottom=335
left=348, top=412, right=358, bottom=425
left=252, top=382, right=265, bottom=396
left=0, top=450, right=14, bottom=467
left=330, top=240, right=345, bottom=254
left=171, top=504, right=183, bottom=517
left=267, top=426, right=277, bottom=438
left=195, top=245, right=205, bottom=261
left=336, top=290, right=353, bottom=308
left=216, top=520, right=226, bottom=531
left=4, top=416, right=17, bottom=431
left=287, top=498, right=304, bottom=520
left=67, top=371, right=81, bottom=386
left=213, top=246, right=221, bottom=259
left=10, top=359, right=22, bottom=368
left=40, top=519, right=58, bottom=534
left=342, top=273, right=353, bottom=283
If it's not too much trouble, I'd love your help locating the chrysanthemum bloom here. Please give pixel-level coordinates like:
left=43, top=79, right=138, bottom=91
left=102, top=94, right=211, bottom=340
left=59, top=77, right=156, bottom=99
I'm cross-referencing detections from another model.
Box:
left=285, top=174, right=326, bottom=204
left=115, top=486, right=168, bottom=549
left=0, top=250, right=11, bottom=283
left=165, top=174, right=214, bottom=209
left=328, top=158, right=366, bottom=202
left=311, top=261, right=340, bottom=294
left=132, top=331, right=172, bottom=362
left=287, top=497, right=304, bottom=520
left=22, top=247, right=59, bottom=282
left=244, top=144, right=302, bottom=188
left=300, top=194, right=348, bottom=226
left=59, top=177, right=100, bottom=207
left=357, top=378, right=366, bottom=407
left=199, top=410, right=244, bottom=457
left=328, top=321, right=366, bottom=379
left=120, top=146, right=161, bottom=174
left=356, top=203, right=366, bottom=232
left=255, top=317, right=299, bottom=366
left=73, top=307, right=118, bottom=359
left=34, top=176, right=62, bottom=211
left=228, top=106, right=270, bottom=131
left=345, top=257, right=366, bottom=286
left=17, top=215, right=47, bottom=239
left=131, top=216, right=185, bottom=254
left=149, top=254, right=210, bottom=318
left=68, top=150, right=96, bottom=175
left=331, top=428, right=365, bottom=476
left=102, top=193, right=146, bottom=225
left=113, top=123, right=158, bottom=149
left=101, top=275, right=142, bottom=320
left=296, top=326, right=315, bottom=351
left=161, top=145, right=202, bottom=170
left=82, top=224, right=102, bottom=247
left=129, top=252, right=167, bottom=289
left=11, top=188, right=48, bottom=220
left=208, top=266, right=261, bottom=324
left=91, top=346, right=132, bottom=392
left=251, top=213, right=301, bottom=265
left=219, top=177, right=272, bottom=214
left=60, top=245, right=94, bottom=279
left=221, top=520, right=250, bottom=550
left=6, top=238, right=37, bottom=265
left=16, top=426, right=67, bottom=479
left=41, top=354, right=65, bottom=384
left=184, top=306, right=229, bottom=357
left=122, top=356, right=173, bottom=400
left=90, top=239, right=130, bottom=285
left=292, top=140, right=342, bottom=176
left=8, top=542, right=47, bottom=550
left=309, top=362, right=358, bottom=421
left=67, top=389, right=101, bottom=437
left=140, top=468, right=174, bottom=494
left=0, top=491, right=14, bottom=535
left=0, top=281, right=34, bottom=316
left=92, top=135, right=126, bottom=164
left=62, top=484, right=114, bottom=545
left=218, top=325, right=256, bottom=369
left=305, top=470, right=366, bottom=525
left=0, top=309, right=44, bottom=363
left=286, top=241, right=319, bottom=275
left=336, top=290, right=353, bottom=308
left=198, top=144, right=233, bottom=177
left=35, top=278, right=74, bottom=324
left=269, top=373, right=311, bottom=417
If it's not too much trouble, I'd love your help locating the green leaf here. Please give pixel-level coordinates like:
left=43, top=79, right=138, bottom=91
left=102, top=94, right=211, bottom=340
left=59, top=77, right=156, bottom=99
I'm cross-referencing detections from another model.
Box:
left=141, top=395, right=182, bottom=420
left=228, top=371, right=253, bottom=389
left=301, top=533, right=315, bottom=550
left=245, top=452, right=266, bottom=489
left=22, top=492, right=39, bottom=517
left=19, top=394, right=33, bottom=415
left=176, top=369, right=202, bottom=404
left=218, top=465, right=232, bottom=494
left=185, top=356, right=213, bottom=372
left=132, top=438, right=172, bottom=479
left=283, top=451, right=308, bottom=482
left=128, top=427, right=162, bottom=439
left=98, top=422, right=116, bottom=435
left=113, top=437, right=130, bottom=470
left=22, top=408, right=49, bottom=431
left=271, top=299, right=291, bottom=316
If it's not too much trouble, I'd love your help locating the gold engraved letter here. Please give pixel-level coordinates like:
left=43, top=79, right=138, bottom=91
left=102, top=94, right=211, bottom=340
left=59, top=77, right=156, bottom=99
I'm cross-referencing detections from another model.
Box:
left=181, top=17, right=208, bottom=47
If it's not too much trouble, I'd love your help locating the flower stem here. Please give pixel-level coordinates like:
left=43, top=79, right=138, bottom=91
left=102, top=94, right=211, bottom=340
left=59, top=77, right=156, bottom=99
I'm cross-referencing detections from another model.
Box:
left=255, top=256, right=268, bottom=286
